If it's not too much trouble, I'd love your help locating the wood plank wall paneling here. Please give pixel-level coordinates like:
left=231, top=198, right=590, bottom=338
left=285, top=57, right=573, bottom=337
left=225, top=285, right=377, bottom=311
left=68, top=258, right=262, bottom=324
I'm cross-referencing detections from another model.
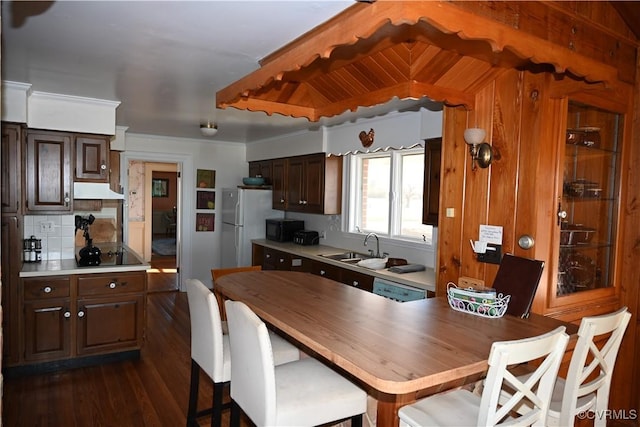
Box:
left=462, top=82, right=492, bottom=281
left=436, top=107, right=467, bottom=293
left=611, top=49, right=640, bottom=420
left=488, top=69, right=522, bottom=261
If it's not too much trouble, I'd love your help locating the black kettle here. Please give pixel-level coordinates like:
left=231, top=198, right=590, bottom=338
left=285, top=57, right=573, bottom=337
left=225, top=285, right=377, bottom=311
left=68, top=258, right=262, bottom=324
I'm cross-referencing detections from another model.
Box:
left=78, top=239, right=102, bottom=266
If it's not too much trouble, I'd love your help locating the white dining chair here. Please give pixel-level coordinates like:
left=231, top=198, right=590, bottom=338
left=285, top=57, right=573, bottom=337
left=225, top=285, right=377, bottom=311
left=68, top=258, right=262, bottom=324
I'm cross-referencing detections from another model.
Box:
left=185, top=279, right=300, bottom=427
left=398, top=326, right=569, bottom=427
left=508, top=307, right=631, bottom=427
left=225, top=299, right=368, bottom=427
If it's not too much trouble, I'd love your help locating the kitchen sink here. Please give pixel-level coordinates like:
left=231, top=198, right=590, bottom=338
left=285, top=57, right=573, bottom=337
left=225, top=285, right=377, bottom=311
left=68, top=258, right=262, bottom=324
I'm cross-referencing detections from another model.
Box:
left=319, top=252, right=375, bottom=262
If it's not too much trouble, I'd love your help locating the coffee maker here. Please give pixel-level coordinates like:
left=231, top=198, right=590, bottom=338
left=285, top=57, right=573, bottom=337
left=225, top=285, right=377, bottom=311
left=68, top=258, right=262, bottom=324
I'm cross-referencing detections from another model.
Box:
left=75, top=214, right=102, bottom=266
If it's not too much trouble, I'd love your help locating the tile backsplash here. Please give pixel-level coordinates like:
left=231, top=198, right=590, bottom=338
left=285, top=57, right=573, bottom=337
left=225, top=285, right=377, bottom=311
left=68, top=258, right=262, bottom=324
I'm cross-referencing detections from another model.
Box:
left=23, top=208, right=119, bottom=261
left=23, top=215, right=77, bottom=261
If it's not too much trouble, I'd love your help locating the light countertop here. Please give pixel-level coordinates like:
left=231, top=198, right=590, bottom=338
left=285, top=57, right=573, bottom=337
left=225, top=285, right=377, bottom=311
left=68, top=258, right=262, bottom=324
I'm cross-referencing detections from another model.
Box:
left=20, top=244, right=149, bottom=277
left=252, top=239, right=436, bottom=293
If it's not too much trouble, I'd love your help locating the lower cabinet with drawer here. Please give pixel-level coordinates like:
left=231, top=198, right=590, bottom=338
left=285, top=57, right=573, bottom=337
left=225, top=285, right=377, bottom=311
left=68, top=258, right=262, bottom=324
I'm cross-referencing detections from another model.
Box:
left=76, top=273, right=145, bottom=356
left=17, top=270, right=147, bottom=371
left=22, top=277, right=72, bottom=362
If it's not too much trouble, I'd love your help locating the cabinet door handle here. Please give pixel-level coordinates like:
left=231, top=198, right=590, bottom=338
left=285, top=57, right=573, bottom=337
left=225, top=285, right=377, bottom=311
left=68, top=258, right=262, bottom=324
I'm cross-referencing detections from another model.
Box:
left=78, top=310, right=85, bottom=318
left=557, top=201, right=567, bottom=225
left=320, top=270, right=326, bottom=276
left=43, top=286, right=53, bottom=293
left=109, top=282, right=117, bottom=289
left=64, top=311, right=71, bottom=319
left=280, top=199, right=285, bottom=203
left=100, top=163, right=107, bottom=171
left=64, top=192, right=70, bottom=206
left=353, top=281, right=359, bottom=287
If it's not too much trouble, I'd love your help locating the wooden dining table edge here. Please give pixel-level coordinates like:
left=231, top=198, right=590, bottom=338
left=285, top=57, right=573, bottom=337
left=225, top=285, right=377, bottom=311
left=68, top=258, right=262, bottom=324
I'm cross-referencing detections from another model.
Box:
left=215, top=281, right=490, bottom=394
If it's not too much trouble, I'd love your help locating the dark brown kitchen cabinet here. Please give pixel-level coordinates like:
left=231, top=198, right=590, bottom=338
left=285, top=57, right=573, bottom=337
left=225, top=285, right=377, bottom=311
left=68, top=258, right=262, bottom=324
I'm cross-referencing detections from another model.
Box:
left=271, top=158, right=287, bottom=210
left=340, top=268, right=374, bottom=292
left=2, top=123, right=23, bottom=214
left=76, top=272, right=145, bottom=355
left=25, top=130, right=73, bottom=213
left=262, top=246, right=303, bottom=271
left=2, top=123, right=24, bottom=365
left=286, top=153, right=342, bottom=214
left=248, top=159, right=272, bottom=185
left=2, top=215, right=22, bottom=365
left=18, top=271, right=146, bottom=366
left=422, top=138, right=441, bottom=226
left=305, top=258, right=342, bottom=282
left=22, top=277, right=73, bottom=362
left=75, top=134, right=109, bottom=182
left=76, top=294, right=144, bottom=356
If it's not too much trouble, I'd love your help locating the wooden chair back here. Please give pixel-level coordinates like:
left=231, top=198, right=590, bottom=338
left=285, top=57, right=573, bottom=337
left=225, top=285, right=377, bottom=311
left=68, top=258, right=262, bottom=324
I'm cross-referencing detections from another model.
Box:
left=211, top=265, right=262, bottom=320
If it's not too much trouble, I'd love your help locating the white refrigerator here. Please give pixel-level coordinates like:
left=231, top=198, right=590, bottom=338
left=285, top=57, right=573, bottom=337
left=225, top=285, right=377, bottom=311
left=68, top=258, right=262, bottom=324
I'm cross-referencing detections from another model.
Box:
left=221, top=187, right=284, bottom=268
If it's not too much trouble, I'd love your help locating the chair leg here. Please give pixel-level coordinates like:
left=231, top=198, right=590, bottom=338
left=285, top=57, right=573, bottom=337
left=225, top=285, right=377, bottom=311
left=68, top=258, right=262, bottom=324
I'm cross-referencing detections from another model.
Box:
left=230, top=400, right=241, bottom=427
left=351, top=414, right=363, bottom=427
left=186, top=359, right=200, bottom=427
left=211, top=381, right=225, bottom=427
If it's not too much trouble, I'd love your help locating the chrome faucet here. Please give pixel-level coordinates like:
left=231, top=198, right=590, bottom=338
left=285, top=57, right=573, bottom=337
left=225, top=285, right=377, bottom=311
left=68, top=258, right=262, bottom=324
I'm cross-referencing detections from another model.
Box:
left=364, top=232, right=381, bottom=258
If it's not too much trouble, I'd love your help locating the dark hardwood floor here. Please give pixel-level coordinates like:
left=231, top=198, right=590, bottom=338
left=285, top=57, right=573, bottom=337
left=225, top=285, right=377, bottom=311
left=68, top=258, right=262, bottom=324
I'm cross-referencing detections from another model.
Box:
left=2, top=291, right=253, bottom=426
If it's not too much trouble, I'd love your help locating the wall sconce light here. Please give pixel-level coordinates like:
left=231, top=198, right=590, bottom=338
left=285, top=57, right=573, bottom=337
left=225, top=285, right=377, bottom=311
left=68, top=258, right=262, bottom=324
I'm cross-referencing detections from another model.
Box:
left=463, top=127, right=493, bottom=170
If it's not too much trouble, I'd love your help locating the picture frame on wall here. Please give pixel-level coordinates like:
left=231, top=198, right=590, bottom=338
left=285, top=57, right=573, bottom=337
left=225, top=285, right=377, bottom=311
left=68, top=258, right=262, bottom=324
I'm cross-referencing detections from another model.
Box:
left=196, top=213, right=215, bottom=231
left=152, top=178, right=169, bottom=197
left=197, top=169, right=216, bottom=189
left=197, top=191, right=215, bottom=210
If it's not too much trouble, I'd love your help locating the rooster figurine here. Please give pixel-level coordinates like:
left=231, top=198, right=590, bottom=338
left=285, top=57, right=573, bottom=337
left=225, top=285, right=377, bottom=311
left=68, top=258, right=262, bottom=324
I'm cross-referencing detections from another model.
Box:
left=359, top=128, right=375, bottom=148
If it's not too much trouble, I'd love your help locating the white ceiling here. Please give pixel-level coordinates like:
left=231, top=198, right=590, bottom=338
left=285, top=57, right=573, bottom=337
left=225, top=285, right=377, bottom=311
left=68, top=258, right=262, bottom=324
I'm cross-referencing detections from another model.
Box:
left=2, top=0, right=428, bottom=143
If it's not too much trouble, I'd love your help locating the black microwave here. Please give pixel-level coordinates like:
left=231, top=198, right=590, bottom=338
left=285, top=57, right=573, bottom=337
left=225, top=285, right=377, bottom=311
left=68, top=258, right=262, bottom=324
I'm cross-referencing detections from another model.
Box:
left=265, top=219, right=304, bottom=242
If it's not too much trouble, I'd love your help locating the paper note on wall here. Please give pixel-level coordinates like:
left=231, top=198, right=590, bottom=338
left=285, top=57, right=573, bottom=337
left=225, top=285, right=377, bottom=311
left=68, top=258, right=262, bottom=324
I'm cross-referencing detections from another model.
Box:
left=471, top=225, right=503, bottom=254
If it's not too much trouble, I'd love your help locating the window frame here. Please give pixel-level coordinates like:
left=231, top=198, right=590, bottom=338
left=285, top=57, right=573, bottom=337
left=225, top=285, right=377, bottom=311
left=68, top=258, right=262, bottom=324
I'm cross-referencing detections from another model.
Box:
left=343, top=148, right=434, bottom=247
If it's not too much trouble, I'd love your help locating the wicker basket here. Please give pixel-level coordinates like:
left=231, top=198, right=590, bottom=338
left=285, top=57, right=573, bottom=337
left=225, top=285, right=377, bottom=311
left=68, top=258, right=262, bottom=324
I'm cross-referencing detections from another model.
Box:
left=446, top=283, right=510, bottom=318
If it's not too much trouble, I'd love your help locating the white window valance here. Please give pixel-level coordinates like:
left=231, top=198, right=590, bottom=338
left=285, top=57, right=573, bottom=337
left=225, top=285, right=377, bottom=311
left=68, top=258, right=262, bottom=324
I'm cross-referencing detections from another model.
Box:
left=324, top=107, right=443, bottom=156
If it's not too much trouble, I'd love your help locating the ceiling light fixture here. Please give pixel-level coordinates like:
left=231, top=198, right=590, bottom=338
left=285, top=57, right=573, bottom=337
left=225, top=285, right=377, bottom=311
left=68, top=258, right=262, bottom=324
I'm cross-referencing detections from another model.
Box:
left=200, top=121, right=218, bottom=137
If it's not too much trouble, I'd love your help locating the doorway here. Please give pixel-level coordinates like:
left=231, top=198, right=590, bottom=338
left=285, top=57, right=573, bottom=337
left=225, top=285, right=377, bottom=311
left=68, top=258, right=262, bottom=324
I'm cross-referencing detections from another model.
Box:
left=123, top=150, right=194, bottom=292
left=145, top=163, right=178, bottom=292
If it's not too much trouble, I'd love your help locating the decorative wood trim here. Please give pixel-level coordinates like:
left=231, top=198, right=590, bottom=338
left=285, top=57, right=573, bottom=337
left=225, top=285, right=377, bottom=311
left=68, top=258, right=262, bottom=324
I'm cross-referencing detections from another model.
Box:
left=217, top=1, right=629, bottom=121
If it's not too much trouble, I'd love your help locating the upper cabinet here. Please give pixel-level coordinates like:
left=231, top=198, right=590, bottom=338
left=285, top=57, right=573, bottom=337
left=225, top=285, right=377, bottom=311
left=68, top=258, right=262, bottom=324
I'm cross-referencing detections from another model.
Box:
left=271, top=158, right=287, bottom=210
left=422, top=138, right=441, bottom=226
left=75, top=134, right=109, bottom=182
left=550, top=101, right=623, bottom=312
left=285, top=153, right=342, bottom=215
left=1, top=123, right=23, bottom=214
left=251, top=153, right=342, bottom=214
left=25, top=130, right=73, bottom=213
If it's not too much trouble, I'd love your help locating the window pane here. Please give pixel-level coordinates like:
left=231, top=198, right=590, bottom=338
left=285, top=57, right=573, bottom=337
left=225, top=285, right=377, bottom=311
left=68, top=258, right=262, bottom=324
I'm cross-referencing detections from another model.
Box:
left=361, top=156, right=390, bottom=234
left=400, top=153, right=433, bottom=240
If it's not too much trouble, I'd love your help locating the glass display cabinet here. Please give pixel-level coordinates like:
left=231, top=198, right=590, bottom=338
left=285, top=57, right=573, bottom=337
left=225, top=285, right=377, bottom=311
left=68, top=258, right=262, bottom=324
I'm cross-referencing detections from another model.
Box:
left=557, top=101, right=622, bottom=297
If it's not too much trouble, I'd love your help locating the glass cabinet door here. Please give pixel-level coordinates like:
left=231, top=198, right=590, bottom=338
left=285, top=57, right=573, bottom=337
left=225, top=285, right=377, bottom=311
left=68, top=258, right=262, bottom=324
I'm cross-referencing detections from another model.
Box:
left=557, top=102, right=622, bottom=297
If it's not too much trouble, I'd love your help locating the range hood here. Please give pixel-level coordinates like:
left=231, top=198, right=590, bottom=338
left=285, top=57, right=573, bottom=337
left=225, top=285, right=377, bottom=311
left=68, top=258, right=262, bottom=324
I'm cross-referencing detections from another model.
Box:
left=74, top=182, right=124, bottom=200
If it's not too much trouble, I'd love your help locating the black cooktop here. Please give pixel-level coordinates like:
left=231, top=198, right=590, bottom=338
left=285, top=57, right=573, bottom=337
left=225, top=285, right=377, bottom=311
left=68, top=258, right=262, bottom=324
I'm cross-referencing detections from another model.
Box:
left=75, top=243, right=143, bottom=267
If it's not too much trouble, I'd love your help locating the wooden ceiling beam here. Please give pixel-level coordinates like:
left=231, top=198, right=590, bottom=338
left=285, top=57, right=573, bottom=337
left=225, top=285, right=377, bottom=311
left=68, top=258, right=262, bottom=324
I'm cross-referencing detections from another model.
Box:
left=217, top=1, right=627, bottom=120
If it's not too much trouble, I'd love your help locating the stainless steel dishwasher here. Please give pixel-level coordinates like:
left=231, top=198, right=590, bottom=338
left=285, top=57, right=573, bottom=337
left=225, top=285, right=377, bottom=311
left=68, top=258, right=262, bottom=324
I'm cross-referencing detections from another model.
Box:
left=372, top=277, right=426, bottom=302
